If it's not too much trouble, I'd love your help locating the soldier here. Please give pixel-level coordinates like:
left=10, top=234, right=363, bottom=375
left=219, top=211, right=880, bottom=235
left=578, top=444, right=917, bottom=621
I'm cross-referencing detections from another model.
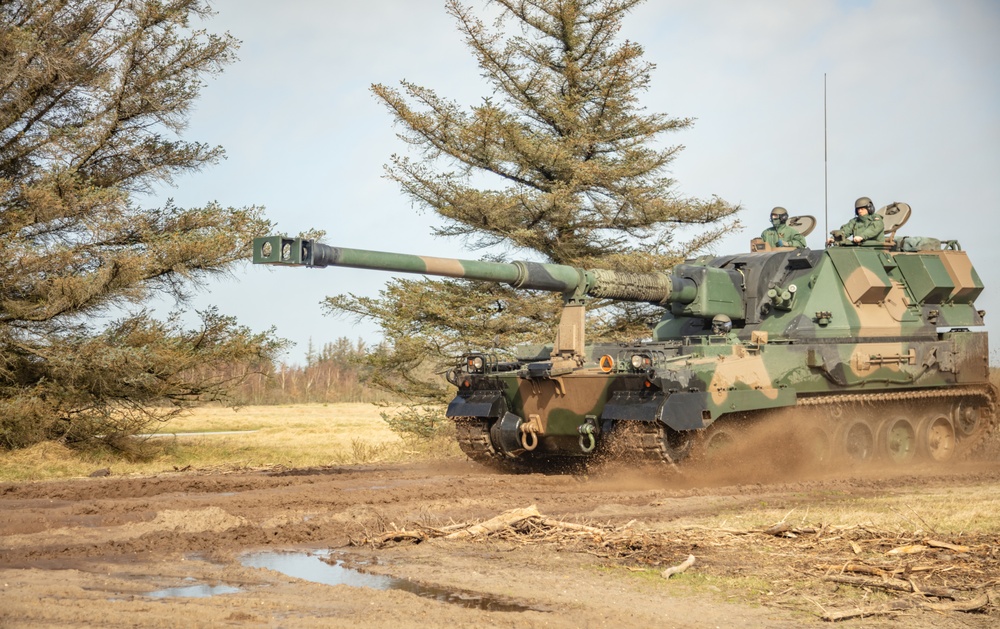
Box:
left=760, top=207, right=806, bottom=249
left=827, top=196, right=885, bottom=246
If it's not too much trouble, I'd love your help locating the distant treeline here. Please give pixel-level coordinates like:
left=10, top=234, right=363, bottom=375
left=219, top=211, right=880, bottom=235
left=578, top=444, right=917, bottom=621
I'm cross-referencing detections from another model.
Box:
left=217, top=338, right=397, bottom=405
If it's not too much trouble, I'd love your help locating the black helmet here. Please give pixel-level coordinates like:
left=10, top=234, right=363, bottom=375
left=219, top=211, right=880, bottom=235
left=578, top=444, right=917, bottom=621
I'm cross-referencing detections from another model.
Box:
left=770, top=207, right=788, bottom=225
left=711, top=314, right=732, bottom=335
left=854, top=196, right=874, bottom=216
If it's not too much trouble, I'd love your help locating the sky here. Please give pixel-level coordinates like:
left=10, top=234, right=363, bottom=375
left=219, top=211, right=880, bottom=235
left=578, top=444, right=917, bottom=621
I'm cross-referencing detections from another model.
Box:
left=149, top=0, right=1000, bottom=364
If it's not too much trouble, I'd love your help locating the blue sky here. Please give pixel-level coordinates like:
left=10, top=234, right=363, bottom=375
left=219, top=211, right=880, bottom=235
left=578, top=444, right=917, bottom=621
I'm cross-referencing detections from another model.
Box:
left=152, top=0, right=1000, bottom=362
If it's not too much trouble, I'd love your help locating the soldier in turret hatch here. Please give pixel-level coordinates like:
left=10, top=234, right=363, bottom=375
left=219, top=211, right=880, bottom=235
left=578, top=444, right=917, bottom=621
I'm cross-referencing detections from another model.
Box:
left=760, top=207, right=806, bottom=249
left=827, top=196, right=885, bottom=246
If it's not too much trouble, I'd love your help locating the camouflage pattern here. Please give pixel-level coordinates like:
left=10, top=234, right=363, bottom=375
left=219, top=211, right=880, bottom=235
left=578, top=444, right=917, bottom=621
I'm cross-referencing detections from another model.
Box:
left=253, top=219, right=995, bottom=470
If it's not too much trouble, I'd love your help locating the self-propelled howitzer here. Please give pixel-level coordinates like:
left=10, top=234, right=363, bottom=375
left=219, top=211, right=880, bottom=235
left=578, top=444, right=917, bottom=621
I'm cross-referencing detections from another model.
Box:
left=253, top=222, right=995, bottom=472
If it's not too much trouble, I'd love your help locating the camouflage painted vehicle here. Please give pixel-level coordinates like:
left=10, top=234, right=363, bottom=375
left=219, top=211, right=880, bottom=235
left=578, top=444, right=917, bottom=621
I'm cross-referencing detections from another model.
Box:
left=253, top=203, right=995, bottom=471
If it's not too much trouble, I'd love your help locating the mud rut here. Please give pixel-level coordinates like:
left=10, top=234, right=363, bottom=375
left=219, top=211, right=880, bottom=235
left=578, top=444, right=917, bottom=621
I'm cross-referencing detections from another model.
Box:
left=1, top=455, right=999, bottom=628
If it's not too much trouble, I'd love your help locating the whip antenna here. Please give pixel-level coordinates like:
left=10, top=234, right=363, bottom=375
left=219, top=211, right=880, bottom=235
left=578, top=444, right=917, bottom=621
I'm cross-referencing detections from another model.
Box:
left=824, top=73, right=828, bottom=238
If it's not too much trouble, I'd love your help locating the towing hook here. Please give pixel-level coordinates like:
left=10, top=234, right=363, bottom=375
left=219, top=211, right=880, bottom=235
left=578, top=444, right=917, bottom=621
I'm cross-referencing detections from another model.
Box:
left=519, top=423, right=539, bottom=451
left=578, top=423, right=597, bottom=453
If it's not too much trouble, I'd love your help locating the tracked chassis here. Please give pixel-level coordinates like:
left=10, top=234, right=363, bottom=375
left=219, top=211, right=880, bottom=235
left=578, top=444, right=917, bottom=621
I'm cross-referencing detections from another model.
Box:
left=455, top=385, right=996, bottom=471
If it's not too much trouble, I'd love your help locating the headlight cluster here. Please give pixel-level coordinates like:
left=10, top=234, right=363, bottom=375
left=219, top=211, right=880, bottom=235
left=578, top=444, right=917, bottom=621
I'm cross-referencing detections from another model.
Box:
left=630, top=354, right=653, bottom=371
left=465, top=354, right=486, bottom=374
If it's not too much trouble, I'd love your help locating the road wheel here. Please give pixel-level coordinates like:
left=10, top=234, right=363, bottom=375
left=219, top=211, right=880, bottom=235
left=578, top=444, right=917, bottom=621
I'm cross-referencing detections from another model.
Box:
left=802, top=424, right=833, bottom=464
left=918, top=414, right=956, bottom=463
left=879, top=417, right=917, bottom=465
left=954, top=402, right=982, bottom=438
left=838, top=420, right=875, bottom=464
left=702, top=423, right=739, bottom=460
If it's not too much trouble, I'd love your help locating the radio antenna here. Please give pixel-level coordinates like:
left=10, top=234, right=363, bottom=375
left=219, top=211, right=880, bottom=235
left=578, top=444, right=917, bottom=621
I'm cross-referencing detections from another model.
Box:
left=824, top=73, right=829, bottom=238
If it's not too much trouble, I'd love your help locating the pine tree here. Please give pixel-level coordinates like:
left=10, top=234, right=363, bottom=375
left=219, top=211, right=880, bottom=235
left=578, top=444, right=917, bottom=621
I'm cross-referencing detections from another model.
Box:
left=0, top=0, right=283, bottom=449
left=326, top=0, right=739, bottom=418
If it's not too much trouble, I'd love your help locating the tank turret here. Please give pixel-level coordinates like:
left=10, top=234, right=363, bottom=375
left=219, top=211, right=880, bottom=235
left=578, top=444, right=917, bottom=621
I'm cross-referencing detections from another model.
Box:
left=252, top=207, right=995, bottom=472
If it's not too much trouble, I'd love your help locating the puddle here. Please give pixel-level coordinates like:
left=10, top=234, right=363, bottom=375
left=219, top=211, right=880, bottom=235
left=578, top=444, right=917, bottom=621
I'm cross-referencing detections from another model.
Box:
left=242, top=551, right=539, bottom=613
left=147, top=583, right=241, bottom=598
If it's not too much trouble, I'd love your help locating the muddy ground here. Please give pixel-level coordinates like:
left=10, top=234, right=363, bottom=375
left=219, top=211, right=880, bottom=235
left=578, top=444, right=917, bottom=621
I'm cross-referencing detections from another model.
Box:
left=1, top=453, right=999, bottom=628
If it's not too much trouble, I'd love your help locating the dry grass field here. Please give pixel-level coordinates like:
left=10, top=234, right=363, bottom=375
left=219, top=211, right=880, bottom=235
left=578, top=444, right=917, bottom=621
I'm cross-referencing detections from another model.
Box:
left=0, top=403, right=458, bottom=482
left=2, top=365, right=995, bottom=483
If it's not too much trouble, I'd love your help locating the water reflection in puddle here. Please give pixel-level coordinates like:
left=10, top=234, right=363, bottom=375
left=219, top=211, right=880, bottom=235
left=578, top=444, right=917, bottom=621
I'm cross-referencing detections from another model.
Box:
left=147, top=584, right=241, bottom=598
left=242, top=551, right=538, bottom=613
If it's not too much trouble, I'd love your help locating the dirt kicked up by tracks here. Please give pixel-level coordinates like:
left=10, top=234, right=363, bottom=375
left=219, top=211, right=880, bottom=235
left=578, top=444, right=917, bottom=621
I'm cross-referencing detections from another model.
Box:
left=1, top=453, right=999, bottom=628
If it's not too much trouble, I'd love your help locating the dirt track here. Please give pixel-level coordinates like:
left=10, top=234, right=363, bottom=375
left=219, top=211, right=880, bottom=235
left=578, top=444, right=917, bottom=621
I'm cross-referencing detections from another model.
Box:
left=1, top=455, right=999, bottom=628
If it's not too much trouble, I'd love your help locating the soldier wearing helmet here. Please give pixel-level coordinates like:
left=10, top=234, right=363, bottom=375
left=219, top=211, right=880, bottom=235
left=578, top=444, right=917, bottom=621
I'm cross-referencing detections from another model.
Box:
left=827, top=197, right=885, bottom=246
left=760, top=207, right=806, bottom=249
left=711, top=314, right=732, bottom=335
left=710, top=314, right=740, bottom=343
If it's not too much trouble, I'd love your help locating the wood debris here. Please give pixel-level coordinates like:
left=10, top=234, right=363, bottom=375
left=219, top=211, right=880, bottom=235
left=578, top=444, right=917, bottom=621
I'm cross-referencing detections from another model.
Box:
left=661, top=554, right=696, bottom=579
left=353, top=505, right=620, bottom=548
left=444, top=505, right=542, bottom=540
left=820, top=592, right=990, bottom=621
left=822, top=574, right=961, bottom=600
left=925, top=539, right=970, bottom=553
left=764, top=522, right=819, bottom=537
left=817, top=563, right=895, bottom=578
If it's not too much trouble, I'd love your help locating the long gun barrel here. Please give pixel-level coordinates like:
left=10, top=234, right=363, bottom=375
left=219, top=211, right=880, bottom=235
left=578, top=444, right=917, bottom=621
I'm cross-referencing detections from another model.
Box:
left=253, top=236, right=692, bottom=305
